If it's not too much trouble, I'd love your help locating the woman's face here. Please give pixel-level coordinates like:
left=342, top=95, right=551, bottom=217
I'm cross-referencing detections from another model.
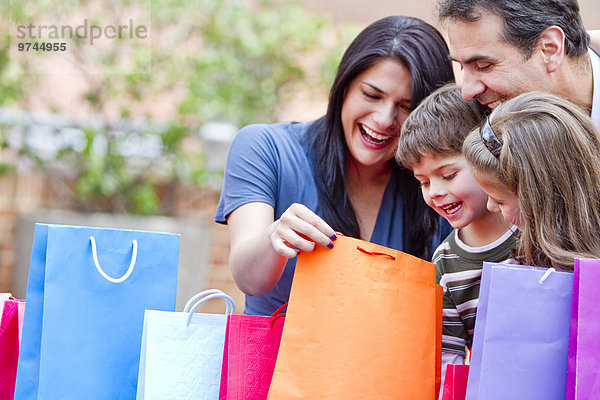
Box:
left=341, top=59, right=412, bottom=170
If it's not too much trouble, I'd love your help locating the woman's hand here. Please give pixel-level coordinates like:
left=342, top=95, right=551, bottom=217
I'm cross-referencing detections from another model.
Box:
left=227, top=202, right=336, bottom=296
left=268, top=203, right=337, bottom=258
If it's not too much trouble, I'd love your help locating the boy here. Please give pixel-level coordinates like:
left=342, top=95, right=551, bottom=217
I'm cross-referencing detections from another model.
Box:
left=396, top=84, right=518, bottom=394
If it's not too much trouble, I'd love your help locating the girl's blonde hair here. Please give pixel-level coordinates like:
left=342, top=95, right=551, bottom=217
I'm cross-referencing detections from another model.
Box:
left=463, top=91, right=600, bottom=270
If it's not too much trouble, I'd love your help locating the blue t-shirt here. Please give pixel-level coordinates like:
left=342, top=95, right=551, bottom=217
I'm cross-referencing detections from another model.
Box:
left=215, top=120, right=451, bottom=315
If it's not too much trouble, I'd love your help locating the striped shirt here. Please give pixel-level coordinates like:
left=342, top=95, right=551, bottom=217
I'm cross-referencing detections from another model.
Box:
left=434, top=227, right=518, bottom=356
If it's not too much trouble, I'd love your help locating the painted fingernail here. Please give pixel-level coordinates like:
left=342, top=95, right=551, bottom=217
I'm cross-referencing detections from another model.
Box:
left=327, top=242, right=334, bottom=249
left=330, top=233, right=337, bottom=241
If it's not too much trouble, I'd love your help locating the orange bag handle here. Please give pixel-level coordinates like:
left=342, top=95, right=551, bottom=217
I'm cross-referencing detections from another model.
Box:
left=356, top=245, right=396, bottom=261
left=270, top=301, right=288, bottom=328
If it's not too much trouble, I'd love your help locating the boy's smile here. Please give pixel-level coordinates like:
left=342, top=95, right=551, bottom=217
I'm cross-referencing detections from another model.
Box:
left=413, top=154, right=492, bottom=230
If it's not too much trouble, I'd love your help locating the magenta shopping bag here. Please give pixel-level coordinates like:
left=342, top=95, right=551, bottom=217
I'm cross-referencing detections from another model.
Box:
left=566, top=258, right=600, bottom=399
left=466, top=262, right=572, bottom=400
left=0, top=297, right=25, bottom=400
left=442, top=364, right=468, bottom=400
left=218, top=303, right=286, bottom=400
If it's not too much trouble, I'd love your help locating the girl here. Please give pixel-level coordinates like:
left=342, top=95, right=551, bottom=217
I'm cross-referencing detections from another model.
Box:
left=462, top=91, right=600, bottom=270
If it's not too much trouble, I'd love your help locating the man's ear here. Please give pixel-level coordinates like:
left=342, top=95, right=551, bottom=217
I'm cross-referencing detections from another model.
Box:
left=538, top=26, right=565, bottom=73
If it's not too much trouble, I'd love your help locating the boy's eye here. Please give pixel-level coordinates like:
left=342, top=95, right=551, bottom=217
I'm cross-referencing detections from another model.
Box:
left=443, top=172, right=457, bottom=180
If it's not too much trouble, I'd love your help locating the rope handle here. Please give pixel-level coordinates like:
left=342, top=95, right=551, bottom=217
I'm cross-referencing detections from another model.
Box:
left=269, top=301, right=288, bottom=328
left=89, top=236, right=137, bottom=283
left=539, top=267, right=556, bottom=284
left=356, top=245, right=396, bottom=260
left=184, top=289, right=235, bottom=326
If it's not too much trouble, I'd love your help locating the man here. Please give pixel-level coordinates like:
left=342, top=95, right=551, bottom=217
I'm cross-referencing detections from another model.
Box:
left=437, top=0, right=599, bottom=128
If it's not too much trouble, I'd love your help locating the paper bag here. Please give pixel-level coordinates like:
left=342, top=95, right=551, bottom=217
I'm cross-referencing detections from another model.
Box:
left=14, top=224, right=179, bottom=400
left=219, top=302, right=286, bottom=399
left=268, top=235, right=442, bottom=399
left=566, top=258, right=600, bottom=399
left=137, top=289, right=235, bottom=400
left=0, top=297, right=25, bottom=399
left=466, top=262, right=572, bottom=400
left=442, top=364, right=468, bottom=400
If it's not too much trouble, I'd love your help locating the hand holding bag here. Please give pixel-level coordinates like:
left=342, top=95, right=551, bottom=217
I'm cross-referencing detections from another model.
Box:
left=137, top=289, right=235, bottom=400
left=268, top=235, right=442, bottom=400
left=566, top=258, right=600, bottom=399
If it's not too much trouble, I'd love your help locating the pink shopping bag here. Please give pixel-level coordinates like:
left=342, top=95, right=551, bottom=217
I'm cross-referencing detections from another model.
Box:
left=0, top=297, right=25, bottom=400
left=566, top=258, right=600, bottom=399
left=219, top=303, right=286, bottom=400
left=442, top=364, right=468, bottom=400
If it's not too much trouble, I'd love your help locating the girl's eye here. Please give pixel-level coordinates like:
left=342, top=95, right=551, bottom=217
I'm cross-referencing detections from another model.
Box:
left=419, top=181, right=429, bottom=188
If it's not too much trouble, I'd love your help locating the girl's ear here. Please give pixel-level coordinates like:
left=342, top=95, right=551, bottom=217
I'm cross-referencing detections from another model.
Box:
left=537, top=26, right=565, bottom=74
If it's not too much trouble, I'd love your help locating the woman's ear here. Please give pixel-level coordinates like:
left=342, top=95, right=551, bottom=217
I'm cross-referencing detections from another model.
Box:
left=538, top=26, right=565, bottom=73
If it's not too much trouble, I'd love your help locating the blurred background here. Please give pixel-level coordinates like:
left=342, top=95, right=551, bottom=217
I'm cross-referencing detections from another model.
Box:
left=1, top=0, right=599, bottom=313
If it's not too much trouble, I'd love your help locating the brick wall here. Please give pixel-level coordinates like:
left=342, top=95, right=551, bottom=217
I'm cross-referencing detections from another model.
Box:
left=0, top=170, right=245, bottom=314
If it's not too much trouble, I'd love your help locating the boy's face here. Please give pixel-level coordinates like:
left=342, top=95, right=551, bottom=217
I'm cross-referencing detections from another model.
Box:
left=412, top=154, right=490, bottom=230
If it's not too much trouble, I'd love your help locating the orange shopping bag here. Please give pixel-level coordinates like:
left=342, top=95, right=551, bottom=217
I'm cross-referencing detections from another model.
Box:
left=268, top=235, right=442, bottom=400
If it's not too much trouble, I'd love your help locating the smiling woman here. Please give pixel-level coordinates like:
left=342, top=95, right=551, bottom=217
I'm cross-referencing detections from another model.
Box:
left=215, top=15, right=455, bottom=316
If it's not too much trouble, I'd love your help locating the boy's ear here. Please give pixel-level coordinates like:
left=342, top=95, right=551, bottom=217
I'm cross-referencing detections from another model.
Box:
left=537, top=25, right=565, bottom=74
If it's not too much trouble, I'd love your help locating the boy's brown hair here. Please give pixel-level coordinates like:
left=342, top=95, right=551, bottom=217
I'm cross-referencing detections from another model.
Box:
left=396, top=83, right=486, bottom=169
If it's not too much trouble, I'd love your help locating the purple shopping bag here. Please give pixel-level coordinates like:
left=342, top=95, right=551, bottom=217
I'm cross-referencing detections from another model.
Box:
left=218, top=303, right=286, bottom=400
left=466, top=262, right=573, bottom=400
left=566, top=258, right=600, bottom=399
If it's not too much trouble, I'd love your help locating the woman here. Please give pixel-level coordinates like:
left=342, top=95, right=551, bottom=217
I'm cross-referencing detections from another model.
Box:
left=215, top=16, right=455, bottom=315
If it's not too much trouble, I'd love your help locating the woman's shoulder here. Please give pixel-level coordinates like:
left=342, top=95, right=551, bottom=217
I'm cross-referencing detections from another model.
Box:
left=235, top=120, right=316, bottom=145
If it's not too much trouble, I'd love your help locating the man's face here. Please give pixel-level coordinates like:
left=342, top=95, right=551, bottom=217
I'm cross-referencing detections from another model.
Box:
left=447, top=10, right=552, bottom=109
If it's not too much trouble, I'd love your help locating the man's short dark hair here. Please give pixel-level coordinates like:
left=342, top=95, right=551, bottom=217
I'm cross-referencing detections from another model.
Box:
left=437, top=0, right=590, bottom=59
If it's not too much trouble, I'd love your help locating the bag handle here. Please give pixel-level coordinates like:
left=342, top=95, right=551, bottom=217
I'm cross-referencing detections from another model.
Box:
left=184, top=289, right=235, bottom=326
left=356, top=245, right=396, bottom=261
left=538, top=267, right=556, bottom=284
left=89, top=236, right=137, bottom=283
left=270, top=301, right=288, bottom=328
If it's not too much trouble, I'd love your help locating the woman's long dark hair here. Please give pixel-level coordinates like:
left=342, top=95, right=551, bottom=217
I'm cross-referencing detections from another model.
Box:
left=311, top=16, right=455, bottom=259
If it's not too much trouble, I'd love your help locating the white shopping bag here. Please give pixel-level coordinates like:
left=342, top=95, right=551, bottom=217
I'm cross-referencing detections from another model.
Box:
left=136, top=289, right=235, bottom=400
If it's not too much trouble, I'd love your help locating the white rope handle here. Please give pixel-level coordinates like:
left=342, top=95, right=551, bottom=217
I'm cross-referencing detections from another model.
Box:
left=539, top=267, right=556, bottom=284
left=184, top=289, right=235, bottom=326
left=89, top=236, right=138, bottom=283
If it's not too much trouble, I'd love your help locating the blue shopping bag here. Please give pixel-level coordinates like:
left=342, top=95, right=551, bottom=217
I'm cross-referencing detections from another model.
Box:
left=466, top=262, right=573, bottom=400
left=136, top=289, right=235, bottom=400
left=14, top=223, right=179, bottom=400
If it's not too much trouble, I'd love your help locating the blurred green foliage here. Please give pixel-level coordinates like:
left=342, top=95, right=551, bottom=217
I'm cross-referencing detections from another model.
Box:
left=0, top=0, right=357, bottom=214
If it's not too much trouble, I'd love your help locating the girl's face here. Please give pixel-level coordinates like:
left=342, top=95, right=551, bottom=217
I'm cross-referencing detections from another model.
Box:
left=475, top=172, right=523, bottom=229
left=341, top=59, right=412, bottom=170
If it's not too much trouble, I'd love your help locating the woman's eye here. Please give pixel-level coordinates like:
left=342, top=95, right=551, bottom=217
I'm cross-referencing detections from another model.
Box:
left=362, top=91, right=379, bottom=100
